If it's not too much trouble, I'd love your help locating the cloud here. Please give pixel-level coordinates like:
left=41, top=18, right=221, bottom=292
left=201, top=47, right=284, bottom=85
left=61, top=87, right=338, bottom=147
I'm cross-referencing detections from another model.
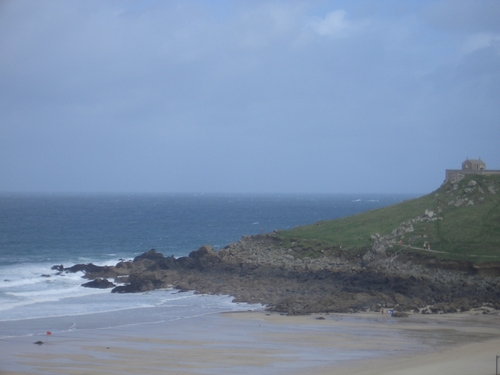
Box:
left=461, top=33, right=500, bottom=55
left=309, top=10, right=352, bottom=37
left=0, top=1, right=498, bottom=194
left=424, top=0, right=500, bottom=33
left=423, top=0, right=500, bottom=58
left=228, top=2, right=303, bottom=48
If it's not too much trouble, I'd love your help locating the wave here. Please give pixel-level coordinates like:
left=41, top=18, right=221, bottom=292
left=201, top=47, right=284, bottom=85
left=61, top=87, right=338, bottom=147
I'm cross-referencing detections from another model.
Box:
left=1, top=270, right=83, bottom=289
left=0, top=289, right=189, bottom=322
left=0, top=257, right=127, bottom=314
left=0, top=290, right=263, bottom=340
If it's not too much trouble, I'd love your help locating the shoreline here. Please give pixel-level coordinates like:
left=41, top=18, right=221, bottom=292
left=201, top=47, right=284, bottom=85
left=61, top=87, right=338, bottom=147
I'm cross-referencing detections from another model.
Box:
left=2, top=309, right=499, bottom=375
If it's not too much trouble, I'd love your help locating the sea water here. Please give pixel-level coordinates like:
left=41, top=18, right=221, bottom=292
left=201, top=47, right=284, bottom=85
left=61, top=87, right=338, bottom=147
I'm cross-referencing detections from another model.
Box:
left=0, top=193, right=416, bottom=338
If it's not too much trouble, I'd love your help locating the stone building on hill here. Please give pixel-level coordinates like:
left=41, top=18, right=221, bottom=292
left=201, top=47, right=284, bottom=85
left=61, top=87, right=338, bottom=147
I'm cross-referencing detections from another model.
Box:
left=445, top=158, right=500, bottom=183
left=462, top=159, right=485, bottom=172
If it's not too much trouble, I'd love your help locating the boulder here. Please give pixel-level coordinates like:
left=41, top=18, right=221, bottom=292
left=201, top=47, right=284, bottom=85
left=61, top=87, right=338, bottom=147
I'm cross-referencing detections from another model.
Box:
left=133, top=249, right=164, bottom=262
left=64, top=263, right=113, bottom=276
left=189, top=245, right=216, bottom=259
left=111, top=280, right=157, bottom=293
left=81, top=278, right=116, bottom=289
left=115, top=261, right=133, bottom=270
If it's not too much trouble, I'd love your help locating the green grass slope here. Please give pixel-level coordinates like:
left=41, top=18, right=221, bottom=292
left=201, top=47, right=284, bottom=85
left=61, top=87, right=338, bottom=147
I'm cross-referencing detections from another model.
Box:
left=277, top=175, right=500, bottom=263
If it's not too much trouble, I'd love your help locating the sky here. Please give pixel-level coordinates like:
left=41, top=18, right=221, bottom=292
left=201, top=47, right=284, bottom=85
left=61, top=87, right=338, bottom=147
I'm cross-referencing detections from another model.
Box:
left=0, top=0, right=499, bottom=194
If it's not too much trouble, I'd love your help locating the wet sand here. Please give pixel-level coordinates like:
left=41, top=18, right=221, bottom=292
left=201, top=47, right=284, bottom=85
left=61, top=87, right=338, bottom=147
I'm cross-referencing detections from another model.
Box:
left=1, top=309, right=499, bottom=375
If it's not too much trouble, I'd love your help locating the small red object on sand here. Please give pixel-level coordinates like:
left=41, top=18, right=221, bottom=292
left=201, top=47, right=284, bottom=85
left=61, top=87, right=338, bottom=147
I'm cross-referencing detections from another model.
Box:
left=46, top=331, right=52, bottom=336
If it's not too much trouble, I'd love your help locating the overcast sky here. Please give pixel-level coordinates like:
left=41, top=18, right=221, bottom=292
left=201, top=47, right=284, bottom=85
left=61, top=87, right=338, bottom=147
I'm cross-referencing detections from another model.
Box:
left=0, top=0, right=498, bottom=194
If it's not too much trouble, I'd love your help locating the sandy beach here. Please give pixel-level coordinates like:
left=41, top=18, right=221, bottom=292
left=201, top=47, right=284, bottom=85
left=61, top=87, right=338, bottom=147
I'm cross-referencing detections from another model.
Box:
left=2, top=309, right=499, bottom=375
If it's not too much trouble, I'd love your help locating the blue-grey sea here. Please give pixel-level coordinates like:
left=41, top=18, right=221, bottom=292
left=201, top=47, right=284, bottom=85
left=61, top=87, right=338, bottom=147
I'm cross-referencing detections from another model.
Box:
left=0, top=193, right=416, bottom=339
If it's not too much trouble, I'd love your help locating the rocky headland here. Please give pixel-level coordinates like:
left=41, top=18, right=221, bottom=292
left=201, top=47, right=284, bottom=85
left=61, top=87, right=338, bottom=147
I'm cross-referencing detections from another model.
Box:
left=57, top=174, right=500, bottom=315
left=58, top=234, right=500, bottom=315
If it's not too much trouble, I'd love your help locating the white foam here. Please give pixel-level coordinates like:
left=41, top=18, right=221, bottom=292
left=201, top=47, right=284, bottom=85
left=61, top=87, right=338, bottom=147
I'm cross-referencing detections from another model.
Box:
left=0, top=289, right=260, bottom=323
left=0, top=258, right=263, bottom=338
left=0, top=259, right=123, bottom=314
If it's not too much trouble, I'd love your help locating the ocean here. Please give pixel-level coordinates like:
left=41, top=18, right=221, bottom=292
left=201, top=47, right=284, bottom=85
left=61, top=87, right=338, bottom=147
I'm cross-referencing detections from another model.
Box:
left=0, top=193, right=416, bottom=339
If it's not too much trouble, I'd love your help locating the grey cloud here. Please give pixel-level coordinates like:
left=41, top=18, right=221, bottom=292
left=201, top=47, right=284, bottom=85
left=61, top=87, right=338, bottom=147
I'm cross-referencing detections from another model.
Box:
left=424, top=0, right=500, bottom=33
left=0, top=0, right=498, bottom=194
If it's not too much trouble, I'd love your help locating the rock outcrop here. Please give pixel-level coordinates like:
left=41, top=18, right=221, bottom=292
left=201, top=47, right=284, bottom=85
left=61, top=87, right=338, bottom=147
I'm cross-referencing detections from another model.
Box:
left=56, top=174, right=500, bottom=315
left=64, top=235, right=500, bottom=315
left=81, top=278, right=116, bottom=289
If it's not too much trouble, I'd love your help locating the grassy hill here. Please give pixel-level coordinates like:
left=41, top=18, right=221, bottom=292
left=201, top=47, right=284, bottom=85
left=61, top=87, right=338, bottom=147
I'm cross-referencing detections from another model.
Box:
left=276, top=174, right=500, bottom=263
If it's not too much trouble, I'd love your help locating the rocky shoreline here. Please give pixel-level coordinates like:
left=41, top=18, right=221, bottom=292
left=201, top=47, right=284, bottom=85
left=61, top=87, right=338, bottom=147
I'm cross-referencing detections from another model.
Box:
left=56, top=233, right=500, bottom=315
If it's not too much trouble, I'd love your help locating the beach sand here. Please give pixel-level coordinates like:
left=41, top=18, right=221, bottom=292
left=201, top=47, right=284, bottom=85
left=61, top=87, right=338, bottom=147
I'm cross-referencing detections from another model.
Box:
left=1, top=309, right=499, bottom=375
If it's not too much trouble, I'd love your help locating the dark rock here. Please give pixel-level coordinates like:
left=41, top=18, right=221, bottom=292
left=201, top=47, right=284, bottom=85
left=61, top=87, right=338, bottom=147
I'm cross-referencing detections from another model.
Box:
left=62, top=233, right=500, bottom=314
left=189, top=245, right=215, bottom=259
left=51, top=265, right=64, bottom=272
left=111, top=275, right=163, bottom=293
left=133, top=249, right=164, bottom=262
left=110, top=285, right=128, bottom=293
left=63, top=263, right=90, bottom=273
left=175, top=256, right=196, bottom=269
left=81, top=278, right=116, bottom=289
left=64, top=263, right=122, bottom=280
left=65, top=263, right=107, bottom=274
left=111, top=283, right=145, bottom=293
left=115, top=261, right=133, bottom=270
left=34, top=341, right=44, bottom=345
left=156, top=256, right=177, bottom=270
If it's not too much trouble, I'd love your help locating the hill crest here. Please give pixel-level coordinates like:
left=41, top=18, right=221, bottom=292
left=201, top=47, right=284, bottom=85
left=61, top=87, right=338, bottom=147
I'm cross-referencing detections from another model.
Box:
left=277, top=174, right=500, bottom=263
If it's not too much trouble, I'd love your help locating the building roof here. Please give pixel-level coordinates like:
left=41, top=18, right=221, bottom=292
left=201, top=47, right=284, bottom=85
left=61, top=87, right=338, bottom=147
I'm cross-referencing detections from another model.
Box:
left=463, top=158, right=485, bottom=165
